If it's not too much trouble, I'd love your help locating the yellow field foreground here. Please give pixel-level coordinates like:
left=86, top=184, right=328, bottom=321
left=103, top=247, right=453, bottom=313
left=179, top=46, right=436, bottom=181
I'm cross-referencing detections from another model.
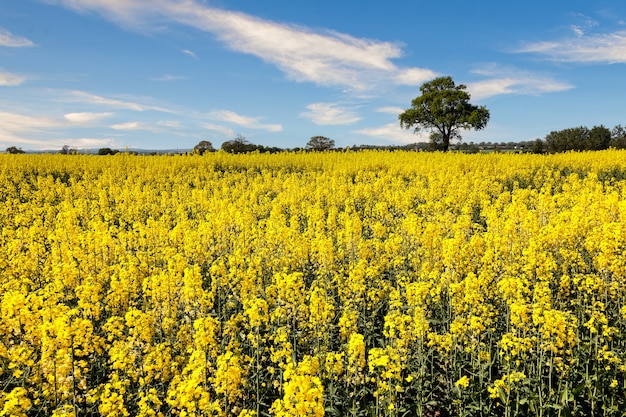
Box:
left=1, top=150, right=626, bottom=417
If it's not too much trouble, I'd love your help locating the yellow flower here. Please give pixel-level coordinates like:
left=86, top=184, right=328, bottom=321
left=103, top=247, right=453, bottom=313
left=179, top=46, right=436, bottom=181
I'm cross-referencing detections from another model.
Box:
left=455, top=375, right=470, bottom=389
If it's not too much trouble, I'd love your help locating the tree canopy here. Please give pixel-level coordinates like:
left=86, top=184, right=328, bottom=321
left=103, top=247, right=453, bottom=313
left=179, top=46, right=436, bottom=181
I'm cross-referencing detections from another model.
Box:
left=193, top=140, right=215, bottom=155
left=611, top=125, right=626, bottom=149
left=544, top=125, right=611, bottom=153
left=59, top=145, right=77, bottom=155
left=98, top=148, right=119, bottom=155
left=221, top=135, right=258, bottom=154
left=399, top=76, right=490, bottom=151
left=6, top=146, right=25, bottom=154
left=306, top=136, right=335, bottom=151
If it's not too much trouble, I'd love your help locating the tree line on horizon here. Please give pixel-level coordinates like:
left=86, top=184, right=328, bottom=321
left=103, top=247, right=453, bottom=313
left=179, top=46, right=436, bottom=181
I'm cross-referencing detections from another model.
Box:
left=189, top=124, right=626, bottom=155
left=5, top=76, right=626, bottom=156
left=5, top=123, right=626, bottom=156
left=141, top=123, right=626, bottom=155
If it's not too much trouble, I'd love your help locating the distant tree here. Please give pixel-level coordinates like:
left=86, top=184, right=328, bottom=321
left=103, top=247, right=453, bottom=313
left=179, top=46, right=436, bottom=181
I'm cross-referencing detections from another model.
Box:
left=545, top=125, right=611, bottom=153
left=59, top=145, right=77, bottom=155
left=588, top=125, right=611, bottom=151
left=610, top=125, right=626, bottom=149
left=221, top=135, right=257, bottom=154
left=98, top=147, right=119, bottom=155
left=545, top=127, right=586, bottom=152
left=399, top=76, right=490, bottom=151
left=428, top=132, right=446, bottom=151
left=306, top=136, right=335, bottom=151
left=257, top=145, right=284, bottom=154
left=6, top=146, right=25, bottom=154
left=193, top=140, right=215, bottom=155
left=531, top=138, right=545, bottom=154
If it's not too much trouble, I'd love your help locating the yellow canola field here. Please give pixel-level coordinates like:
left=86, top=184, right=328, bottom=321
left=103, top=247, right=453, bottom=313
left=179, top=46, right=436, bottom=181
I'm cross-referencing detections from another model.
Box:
left=1, top=150, right=626, bottom=417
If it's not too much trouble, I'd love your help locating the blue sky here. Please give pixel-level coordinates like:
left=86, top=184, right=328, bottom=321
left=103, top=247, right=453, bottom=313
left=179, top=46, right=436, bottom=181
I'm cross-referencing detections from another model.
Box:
left=2, top=0, right=626, bottom=151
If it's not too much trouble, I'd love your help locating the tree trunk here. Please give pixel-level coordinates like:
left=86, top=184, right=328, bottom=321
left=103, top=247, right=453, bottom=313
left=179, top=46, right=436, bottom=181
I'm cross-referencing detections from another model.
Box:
left=442, top=133, right=451, bottom=152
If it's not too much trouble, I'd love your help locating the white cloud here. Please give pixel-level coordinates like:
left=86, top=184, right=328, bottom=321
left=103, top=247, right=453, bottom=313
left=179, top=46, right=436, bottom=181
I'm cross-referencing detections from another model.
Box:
left=48, top=0, right=435, bottom=91
left=301, top=103, right=361, bottom=126
left=182, top=49, right=197, bottom=58
left=64, top=112, right=113, bottom=124
left=0, top=135, right=113, bottom=150
left=569, top=13, right=599, bottom=37
left=355, top=122, right=430, bottom=144
left=468, top=78, right=519, bottom=99
left=395, top=68, right=438, bottom=86
left=110, top=119, right=189, bottom=134
left=151, top=74, right=186, bottom=82
left=200, top=123, right=235, bottom=137
left=0, top=111, right=115, bottom=150
left=0, top=112, right=63, bottom=146
left=0, top=29, right=35, bottom=47
left=376, top=106, right=404, bottom=115
left=467, top=65, right=573, bottom=99
left=571, top=25, right=585, bottom=37
left=111, top=121, right=144, bottom=130
left=0, top=70, right=26, bottom=86
left=157, top=120, right=181, bottom=128
left=66, top=90, right=173, bottom=112
left=43, top=0, right=159, bottom=29
left=517, top=30, right=626, bottom=64
left=208, top=109, right=282, bottom=132
left=66, top=137, right=116, bottom=148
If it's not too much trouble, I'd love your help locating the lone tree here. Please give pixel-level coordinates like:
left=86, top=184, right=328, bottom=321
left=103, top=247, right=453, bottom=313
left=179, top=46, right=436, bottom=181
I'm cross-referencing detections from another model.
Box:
left=306, top=136, right=335, bottom=151
left=193, top=140, right=215, bottom=155
left=221, top=135, right=257, bottom=154
left=98, top=147, right=119, bottom=155
left=59, top=145, right=77, bottom=155
left=399, top=76, right=490, bottom=151
left=6, top=146, right=25, bottom=154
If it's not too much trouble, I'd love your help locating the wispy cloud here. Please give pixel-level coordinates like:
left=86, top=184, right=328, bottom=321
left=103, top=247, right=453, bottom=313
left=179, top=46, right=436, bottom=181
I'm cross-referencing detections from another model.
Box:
left=0, top=111, right=114, bottom=149
left=64, top=112, right=113, bottom=124
left=150, top=74, right=186, bottom=82
left=376, top=106, right=404, bottom=115
left=301, top=102, right=361, bottom=125
left=208, top=109, right=282, bottom=132
left=467, top=65, right=573, bottom=99
left=355, top=122, right=430, bottom=144
left=110, top=120, right=190, bottom=134
left=516, top=30, right=626, bottom=64
left=48, top=0, right=435, bottom=91
left=111, top=121, right=145, bottom=130
left=157, top=120, right=181, bottom=128
left=66, top=90, right=173, bottom=112
left=181, top=49, right=197, bottom=58
left=0, top=134, right=114, bottom=150
left=0, top=70, right=26, bottom=86
left=201, top=123, right=235, bottom=137
left=569, top=13, right=599, bottom=37
left=61, top=137, right=115, bottom=149
left=395, top=68, right=438, bottom=86
left=0, top=29, right=35, bottom=47
left=0, top=111, right=62, bottom=132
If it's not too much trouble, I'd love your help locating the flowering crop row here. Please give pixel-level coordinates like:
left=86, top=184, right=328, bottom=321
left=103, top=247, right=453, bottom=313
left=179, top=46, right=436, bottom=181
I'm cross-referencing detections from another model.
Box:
left=1, top=150, right=626, bottom=416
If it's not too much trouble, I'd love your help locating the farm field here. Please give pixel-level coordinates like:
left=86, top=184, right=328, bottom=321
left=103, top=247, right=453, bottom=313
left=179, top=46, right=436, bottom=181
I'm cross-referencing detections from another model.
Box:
left=1, top=150, right=626, bottom=417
